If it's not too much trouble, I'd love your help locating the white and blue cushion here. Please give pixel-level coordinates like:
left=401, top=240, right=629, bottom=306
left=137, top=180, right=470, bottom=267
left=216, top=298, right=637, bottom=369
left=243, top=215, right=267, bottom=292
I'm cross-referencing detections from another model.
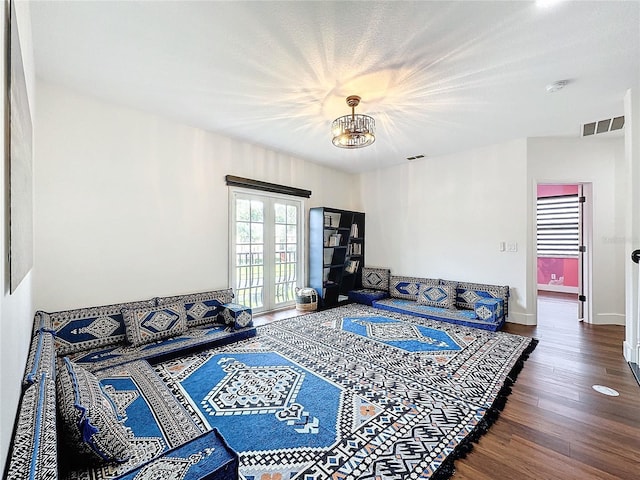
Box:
left=348, top=288, right=389, bottom=306
left=49, top=299, right=157, bottom=355
left=372, top=298, right=505, bottom=331
left=220, top=303, right=253, bottom=330
left=66, top=323, right=257, bottom=372
left=361, top=267, right=390, bottom=291
left=115, top=429, right=238, bottom=480
left=390, top=275, right=439, bottom=301
left=441, top=279, right=510, bottom=316
left=6, top=374, right=58, bottom=480
left=474, top=298, right=504, bottom=323
left=33, top=310, right=54, bottom=335
left=23, top=330, right=56, bottom=386
left=56, top=358, right=132, bottom=463
left=122, top=302, right=187, bottom=347
left=156, top=288, right=234, bottom=327
left=416, top=284, right=456, bottom=309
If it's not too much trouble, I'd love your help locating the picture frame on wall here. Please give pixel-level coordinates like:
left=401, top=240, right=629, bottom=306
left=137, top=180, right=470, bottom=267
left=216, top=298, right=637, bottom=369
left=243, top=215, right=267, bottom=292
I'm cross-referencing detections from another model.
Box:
left=8, top=0, right=34, bottom=293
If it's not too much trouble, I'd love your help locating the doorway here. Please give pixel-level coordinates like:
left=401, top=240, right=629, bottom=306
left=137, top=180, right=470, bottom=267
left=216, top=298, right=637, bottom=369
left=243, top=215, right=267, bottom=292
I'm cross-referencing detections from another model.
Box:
left=229, top=189, right=304, bottom=314
left=536, top=183, right=592, bottom=323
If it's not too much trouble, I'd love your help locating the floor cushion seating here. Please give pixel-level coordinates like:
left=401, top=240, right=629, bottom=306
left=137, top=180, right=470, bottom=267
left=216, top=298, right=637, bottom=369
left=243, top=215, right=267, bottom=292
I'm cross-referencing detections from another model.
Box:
left=61, top=359, right=232, bottom=480
left=64, top=321, right=257, bottom=373
left=115, top=429, right=237, bottom=480
left=6, top=288, right=251, bottom=480
left=373, top=297, right=506, bottom=331
left=347, top=267, right=391, bottom=305
left=347, top=288, right=389, bottom=305
left=5, top=374, right=58, bottom=480
left=370, top=275, right=509, bottom=331
left=348, top=272, right=509, bottom=331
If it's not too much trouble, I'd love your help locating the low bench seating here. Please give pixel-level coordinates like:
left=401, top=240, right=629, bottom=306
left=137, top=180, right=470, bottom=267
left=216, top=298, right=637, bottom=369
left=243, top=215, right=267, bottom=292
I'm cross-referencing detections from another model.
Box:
left=347, top=267, right=390, bottom=305
left=350, top=269, right=509, bottom=331
left=116, top=429, right=237, bottom=480
left=7, top=288, right=253, bottom=480
left=373, top=276, right=509, bottom=331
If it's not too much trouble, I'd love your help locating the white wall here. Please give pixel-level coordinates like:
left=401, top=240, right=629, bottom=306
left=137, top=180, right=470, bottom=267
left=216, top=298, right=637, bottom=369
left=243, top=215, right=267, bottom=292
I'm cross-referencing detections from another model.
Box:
left=0, top=1, right=36, bottom=474
left=625, top=88, right=640, bottom=363
left=34, top=82, right=359, bottom=312
left=359, top=139, right=532, bottom=324
left=359, top=135, right=626, bottom=326
left=528, top=136, right=626, bottom=325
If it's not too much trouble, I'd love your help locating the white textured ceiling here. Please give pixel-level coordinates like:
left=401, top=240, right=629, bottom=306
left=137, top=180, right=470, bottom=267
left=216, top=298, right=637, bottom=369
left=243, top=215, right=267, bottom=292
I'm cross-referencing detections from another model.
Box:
left=30, top=1, right=639, bottom=174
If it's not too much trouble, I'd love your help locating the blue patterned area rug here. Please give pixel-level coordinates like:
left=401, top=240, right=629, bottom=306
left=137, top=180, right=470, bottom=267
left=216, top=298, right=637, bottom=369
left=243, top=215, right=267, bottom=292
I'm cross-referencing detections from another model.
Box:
left=155, top=304, right=537, bottom=479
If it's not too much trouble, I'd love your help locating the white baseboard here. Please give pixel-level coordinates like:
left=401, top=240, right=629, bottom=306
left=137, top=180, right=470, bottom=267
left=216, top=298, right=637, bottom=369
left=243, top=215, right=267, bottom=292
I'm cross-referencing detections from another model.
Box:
left=623, top=340, right=640, bottom=363
left=593, top=313, right=626, bottom=326
left=506, top=311, right=537, bottom=326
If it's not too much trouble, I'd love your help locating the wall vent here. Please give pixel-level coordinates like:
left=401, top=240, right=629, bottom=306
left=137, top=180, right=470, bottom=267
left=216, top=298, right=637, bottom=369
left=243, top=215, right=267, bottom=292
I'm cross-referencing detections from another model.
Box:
left=406, top=154, right=425, bottom=161
left=583, top=116, right=624, bottom=136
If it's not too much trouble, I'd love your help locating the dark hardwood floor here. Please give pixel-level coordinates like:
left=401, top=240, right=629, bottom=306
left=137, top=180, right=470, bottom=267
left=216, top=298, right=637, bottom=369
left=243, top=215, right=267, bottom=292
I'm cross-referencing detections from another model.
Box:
left=455, top=293, right=640, bottom=480
left=255, top=295, right=640, bottom=479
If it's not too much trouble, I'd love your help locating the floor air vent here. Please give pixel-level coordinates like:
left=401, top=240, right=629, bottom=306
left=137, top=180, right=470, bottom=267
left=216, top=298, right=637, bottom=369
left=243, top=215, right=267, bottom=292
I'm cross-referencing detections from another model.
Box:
left=583, top=116, right=624, bottom=136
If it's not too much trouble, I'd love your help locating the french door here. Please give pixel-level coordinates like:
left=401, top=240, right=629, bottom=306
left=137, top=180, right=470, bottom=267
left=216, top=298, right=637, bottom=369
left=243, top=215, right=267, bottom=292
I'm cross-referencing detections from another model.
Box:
left=229, top=190, right=303, bottom=313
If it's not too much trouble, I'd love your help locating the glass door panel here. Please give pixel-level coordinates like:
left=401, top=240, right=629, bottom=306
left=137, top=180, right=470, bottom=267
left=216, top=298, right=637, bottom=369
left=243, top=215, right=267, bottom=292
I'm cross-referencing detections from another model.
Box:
left=274, top=202, right=298, bottom=306
left=231, top=192, right=302, bottom=313
left=234, top=197, right=264, bottom=309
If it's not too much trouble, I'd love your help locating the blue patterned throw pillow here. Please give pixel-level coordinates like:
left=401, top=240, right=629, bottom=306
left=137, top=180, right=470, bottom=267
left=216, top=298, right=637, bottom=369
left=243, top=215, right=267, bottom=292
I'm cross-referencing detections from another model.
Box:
left=56, top=358, right=132, bottom=464
left=440, top=279, right=510, bottom=315
left=361, top=267, right=390, bottom=291
left=390, top=275, right=439, bottom=300
left=122, top=302, right=187, bottom=347
left=156, top=288, right=233, bottom=327
left=416, top=284, right=456, bottom=309
left=48, top=299, right=157, bottom=355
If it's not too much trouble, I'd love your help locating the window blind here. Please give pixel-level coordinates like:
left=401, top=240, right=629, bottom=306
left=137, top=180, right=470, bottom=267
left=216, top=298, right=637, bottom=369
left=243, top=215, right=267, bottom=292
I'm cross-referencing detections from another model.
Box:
left=536, top=194, right=580, bottom=257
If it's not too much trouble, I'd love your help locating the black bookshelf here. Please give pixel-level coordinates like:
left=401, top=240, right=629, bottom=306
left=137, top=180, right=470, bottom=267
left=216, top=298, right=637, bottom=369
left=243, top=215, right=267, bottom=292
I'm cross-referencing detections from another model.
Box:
left=309, top=207, right=365, bottom=309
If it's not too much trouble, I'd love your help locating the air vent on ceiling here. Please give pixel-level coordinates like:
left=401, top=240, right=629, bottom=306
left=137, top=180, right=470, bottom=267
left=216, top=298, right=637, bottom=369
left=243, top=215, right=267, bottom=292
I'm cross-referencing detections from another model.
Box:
left=406, top=154, right=425, bottom=161
left=583, top=116, right=624, bottom=137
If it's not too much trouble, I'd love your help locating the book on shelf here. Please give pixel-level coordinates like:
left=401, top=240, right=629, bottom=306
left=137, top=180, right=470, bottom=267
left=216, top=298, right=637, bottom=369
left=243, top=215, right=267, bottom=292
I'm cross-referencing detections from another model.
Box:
left=328, top=233, right=342, bottom=247
left=345, top=259, right=359, bottom=274
left=323, top=250, right=333, bottom=265
left=324, top=213, right=341, bottom=228
left=350, top=223, right=358, bottom=238
left=323, top=268, right=329, bottom=282
left=348, top=243, right=362, bottom=255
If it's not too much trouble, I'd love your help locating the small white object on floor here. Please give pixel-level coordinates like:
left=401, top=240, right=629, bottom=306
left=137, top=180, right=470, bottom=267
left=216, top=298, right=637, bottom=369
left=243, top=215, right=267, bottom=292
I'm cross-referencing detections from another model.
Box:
left=592, top=385, right=619, bottom=396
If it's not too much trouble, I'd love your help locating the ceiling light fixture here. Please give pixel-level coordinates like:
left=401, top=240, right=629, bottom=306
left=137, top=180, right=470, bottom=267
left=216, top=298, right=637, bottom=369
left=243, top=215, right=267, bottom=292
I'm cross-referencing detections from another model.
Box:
left=331, top=95, right=375, bottom=149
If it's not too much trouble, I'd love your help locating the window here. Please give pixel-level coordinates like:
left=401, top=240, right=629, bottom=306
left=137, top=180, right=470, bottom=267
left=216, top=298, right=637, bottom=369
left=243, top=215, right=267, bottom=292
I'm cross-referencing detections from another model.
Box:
left=536, top=194, right=580, bottom=257
left=230, top=190, right=303, bottom=313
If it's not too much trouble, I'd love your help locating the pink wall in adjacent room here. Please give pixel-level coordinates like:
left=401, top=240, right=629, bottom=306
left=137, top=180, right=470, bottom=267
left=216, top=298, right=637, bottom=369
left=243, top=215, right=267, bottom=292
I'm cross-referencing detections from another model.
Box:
left=537, top=184, right=579, bottom=288
left=537, top=257, right=579, bottom=287
left=537, top=184, right=579, bottom=197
